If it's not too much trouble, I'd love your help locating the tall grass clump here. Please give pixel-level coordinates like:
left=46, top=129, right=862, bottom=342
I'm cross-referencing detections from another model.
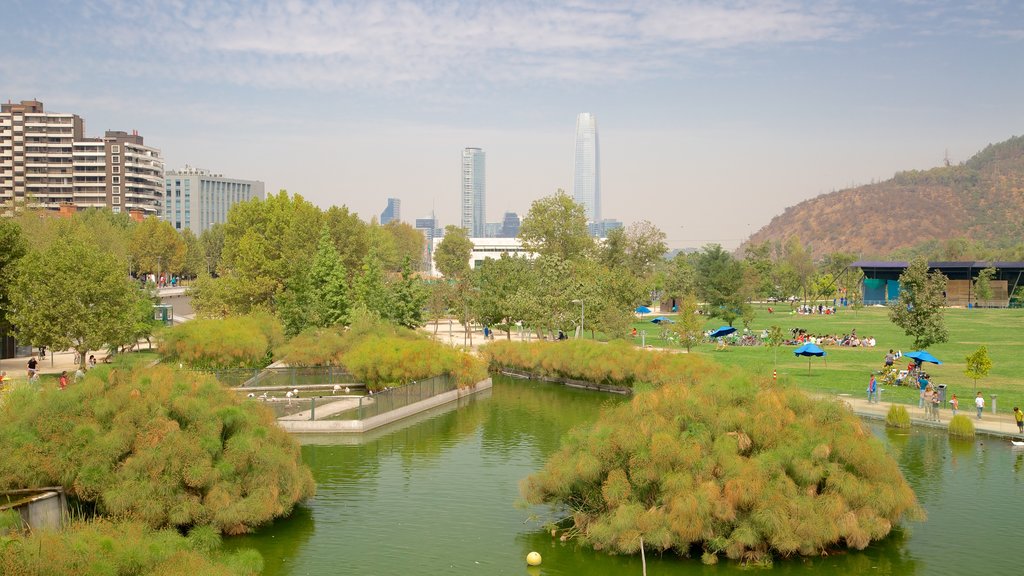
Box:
left=277, top=320, right=487, bottom=391
left=482, top=340, right=711, bottom=389
left=0, top=365, right=315, bottom=535
left=948, top=414, right=975, bottom=439
left=160, top=312, right=284, bottom=370
left=886, top=405, right=911, bottom=429
left=520, top=364, right=923, bottom=564
left=0, top=518, right=262, bottom=575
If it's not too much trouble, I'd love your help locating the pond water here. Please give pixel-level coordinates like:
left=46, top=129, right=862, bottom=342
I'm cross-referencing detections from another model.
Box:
left=227, top=375, right=1024, bottom=575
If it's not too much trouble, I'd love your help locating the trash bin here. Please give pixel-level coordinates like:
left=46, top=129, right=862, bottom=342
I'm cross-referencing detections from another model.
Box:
left=937, top=384, right=946, bottom=405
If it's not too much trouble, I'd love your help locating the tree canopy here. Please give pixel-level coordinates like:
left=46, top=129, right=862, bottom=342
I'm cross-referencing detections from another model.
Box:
left=888, top=258, right=949, bottom=349
left=519, top=191, right=594, bottom=261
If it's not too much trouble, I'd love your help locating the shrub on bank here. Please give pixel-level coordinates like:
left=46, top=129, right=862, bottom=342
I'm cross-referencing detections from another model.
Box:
left=278, top=320, right=486, bottom=391
left=948, top=414, right=975, bottom=439
left=886, top=405, right=911, bottom=428
left=0, top=365, right=315, bottom=535
left=521, top=370, right=924, bottom=563
left=481, top=340, right=711, bottom=388
left=160, top=313, right=284, bottom=370
left=0, top=519, right=262, bottom=575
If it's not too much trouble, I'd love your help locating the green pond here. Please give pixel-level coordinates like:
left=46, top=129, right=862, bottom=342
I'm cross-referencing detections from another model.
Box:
left=228, top=375, right=1024, bottom=575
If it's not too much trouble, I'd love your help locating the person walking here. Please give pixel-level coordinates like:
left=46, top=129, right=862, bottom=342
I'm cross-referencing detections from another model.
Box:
left=27, top=356, right=37, bottom=380
left=931, top=389, right=941, bottom=422
left=58, top=370, right=68, bottom=391
left=1014, top=407, right=1024, bottom=434
left=950, top=394, right=959, bottom=417
left=975, top=392, right=985, bottom=419
left=867, top=373, right=878, bottom=404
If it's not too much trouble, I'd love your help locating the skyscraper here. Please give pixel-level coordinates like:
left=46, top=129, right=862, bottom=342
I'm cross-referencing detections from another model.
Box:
left=461, top=147, right=485, bottom=237
left=572, top=112, right=600, bottom=222
left=380, top=197, right=401, bottom=225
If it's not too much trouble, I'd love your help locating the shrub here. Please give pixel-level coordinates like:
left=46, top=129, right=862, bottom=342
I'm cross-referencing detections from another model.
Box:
left=160, top=313, right=284, bottom=370
left=886, top=405, right=911, bottom=429
left=0, top=365, right=315, bottom=535
left=0, top=518, right=262, bottom=575
left=520, top=363, right=924, bottom=562
left=278, top=326, right=486, bottom=391
left=948, top=414, right=975, bottom=439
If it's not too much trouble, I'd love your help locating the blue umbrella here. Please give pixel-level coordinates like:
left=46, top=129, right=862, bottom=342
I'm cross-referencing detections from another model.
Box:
left=708, top=326, right=736, bottom=339
left=904, top=350, right=942, bottom=365
left=794, top=343, right=827, bottom=374
left=635, top=306, right=652, bottom=314
left=651, top=316, right=674, bottom=324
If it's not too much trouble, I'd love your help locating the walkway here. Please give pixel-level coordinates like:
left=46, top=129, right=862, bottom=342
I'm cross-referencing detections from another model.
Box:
left=835, top=393, right=1024, bottom=440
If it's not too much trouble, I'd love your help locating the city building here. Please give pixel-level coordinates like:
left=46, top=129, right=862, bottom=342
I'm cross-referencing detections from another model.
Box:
left=380, top=197, right=401, bottom=225
left=1, top=100, right=163, bottom=216
left=415, top=214, right=444, bottom=273
left=162, top=166, right=265, bottom=232
left=572, top=112, right=600, bottom=222
left=500, top=211, right=521, bottom=238
left=461, top=147, right=486, bottom=237
left=588, top=218, right=623, bottom=238
left=464, top=237, right=535, bottom=270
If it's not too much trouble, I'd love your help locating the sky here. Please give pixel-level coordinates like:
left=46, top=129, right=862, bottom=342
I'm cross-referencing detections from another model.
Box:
left=3, top=0, right=1023, bottom=249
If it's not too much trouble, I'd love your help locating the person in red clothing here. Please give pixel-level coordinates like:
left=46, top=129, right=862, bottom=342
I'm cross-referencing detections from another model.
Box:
left=59, top=370, right=68, bottom=390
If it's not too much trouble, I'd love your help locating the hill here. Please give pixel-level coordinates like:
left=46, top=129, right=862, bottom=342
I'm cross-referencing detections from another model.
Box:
left=741, top=135, right=1024, bottom=258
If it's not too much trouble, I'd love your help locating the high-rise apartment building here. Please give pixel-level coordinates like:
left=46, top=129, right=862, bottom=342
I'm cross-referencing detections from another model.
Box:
left=1, top=100, right=163, bottom=216
left=500, top=211, right=521, bottom=238
left=380, top=197, right=401, bottom=225
left=163, top=166, right=265, bottom=232
left=461, top=147, right=486, bottom=237
left=572, top=112, right=600, bottom=222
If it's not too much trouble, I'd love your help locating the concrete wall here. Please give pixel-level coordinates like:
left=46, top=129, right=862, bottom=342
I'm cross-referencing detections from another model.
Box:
left=279, top=378, right=492, bottom=434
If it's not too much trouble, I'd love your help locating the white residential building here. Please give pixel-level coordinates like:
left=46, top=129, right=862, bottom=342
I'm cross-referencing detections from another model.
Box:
left=163, top=166, right=265, bottom=232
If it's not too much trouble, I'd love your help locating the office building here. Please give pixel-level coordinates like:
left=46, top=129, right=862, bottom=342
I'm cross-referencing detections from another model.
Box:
left=1, top=100, right=163, bottom=216
left=500, top=211, right=521, bottom=238
left=163, top=166, right=264, bottom=232
left=572, top=112, right=600, bottom=222
left=415, top=215, right=444, bottom=273
left=380, top=197, right=401, bottom=225
left=461, top=147, right=486, bottom=237
left=589, top=218, right=623, bottom=238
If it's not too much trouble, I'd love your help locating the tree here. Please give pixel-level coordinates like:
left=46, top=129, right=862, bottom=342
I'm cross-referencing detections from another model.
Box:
left=765, top=325, right=784, bottom=368
left=9, top=235, right=145, bottom=368
left=518, top=191, right=593, bottom=261
left=179, top=228, right=206, bottom=279
left=670, top=294, right=704, bottom=352
left=390, top=256, right=427, bottom=329
left=622, top=220, right=667, bottom=277
left=472, top=254, right=532, bottom=339
left=352, top=253, right=390, bottom=320
left=781, top=235, right=815, bottom=303
left=888, top=257, right=949, bottom=349
left=308, top=228, right=350, bottom=328
left=129, top=217, right=186, bottom=277
left=199, top=223, right=225, bottom=276
left=964, top=346, right=992, bottom=394
left=434, top=225, right=473, bottom=280
left=695, top=244, right=746, bottom=326
left=973, top=266, right=996, bottom=306
left=384, top=221, right=425, bottom=273
left=742, top=240, right=776, bottom=300
left=0, top=219, right=28, bottom=332
left=323, top=205, right=369, bottom=279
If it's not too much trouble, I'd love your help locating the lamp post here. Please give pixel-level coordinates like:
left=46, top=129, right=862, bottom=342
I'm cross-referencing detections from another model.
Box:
left=571, top=299, right=584, bottom=339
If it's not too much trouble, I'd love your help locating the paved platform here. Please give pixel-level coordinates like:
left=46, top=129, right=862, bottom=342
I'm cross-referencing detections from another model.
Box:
left=833, top=393, right=1024, bottom=440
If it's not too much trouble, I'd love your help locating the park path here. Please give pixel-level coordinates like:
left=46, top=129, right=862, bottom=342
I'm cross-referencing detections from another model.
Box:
left=833, top=393, right=1024, bottom=440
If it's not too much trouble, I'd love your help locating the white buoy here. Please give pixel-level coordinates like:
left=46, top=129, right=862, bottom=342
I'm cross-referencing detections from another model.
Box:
left=526, top=552, right=542, bottom=566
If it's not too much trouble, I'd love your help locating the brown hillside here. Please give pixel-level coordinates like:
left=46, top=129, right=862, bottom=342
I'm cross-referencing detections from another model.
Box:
left=741, top=135, right=1024, bottom=258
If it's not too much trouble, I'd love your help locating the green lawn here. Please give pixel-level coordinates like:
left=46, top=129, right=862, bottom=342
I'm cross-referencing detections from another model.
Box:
left=627, top=305, right=1024, bottom=414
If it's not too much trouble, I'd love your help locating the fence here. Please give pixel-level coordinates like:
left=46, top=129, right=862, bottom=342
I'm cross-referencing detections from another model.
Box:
left=265, top=374, right=458, bottom=422
left=197, top=366, right=359, bottom=388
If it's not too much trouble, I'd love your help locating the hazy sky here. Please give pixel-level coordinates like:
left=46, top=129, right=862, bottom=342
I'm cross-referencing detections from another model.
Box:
left=3, top=0, right=1023, bottom=249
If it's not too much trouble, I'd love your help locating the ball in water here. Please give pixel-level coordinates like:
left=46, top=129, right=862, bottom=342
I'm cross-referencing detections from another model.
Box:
left=526, top=551, right=542, bottom=566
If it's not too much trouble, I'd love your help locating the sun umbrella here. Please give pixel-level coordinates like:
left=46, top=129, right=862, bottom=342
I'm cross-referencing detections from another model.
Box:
left=793, top=343, right=827, bottom=374
left=904, top=350, right=942, bottom=365
left=635, top=306, right=652, bottom=314
left=651, top=316, right=674, bottom=324
left=708, top=326, right=736, bottom=339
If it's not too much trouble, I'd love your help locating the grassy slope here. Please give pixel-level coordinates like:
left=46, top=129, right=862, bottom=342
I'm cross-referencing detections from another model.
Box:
left=628, top=305, right=1024, bottom=412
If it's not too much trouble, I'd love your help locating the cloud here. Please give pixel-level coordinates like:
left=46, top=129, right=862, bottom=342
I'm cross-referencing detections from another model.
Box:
left=6, top=0, right=867, bottom=91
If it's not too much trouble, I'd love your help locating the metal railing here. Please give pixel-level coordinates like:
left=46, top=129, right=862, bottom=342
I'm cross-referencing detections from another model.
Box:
left=340, top=375, right=457, bottom=421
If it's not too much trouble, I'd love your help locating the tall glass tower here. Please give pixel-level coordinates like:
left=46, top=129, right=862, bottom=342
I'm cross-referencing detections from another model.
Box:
left=572, top=112, right=600, bottom=222
left=461, top=147, right=486, bottom=237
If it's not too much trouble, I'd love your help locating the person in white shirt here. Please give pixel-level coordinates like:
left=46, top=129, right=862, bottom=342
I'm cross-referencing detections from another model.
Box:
left=975, top=392, right=985, bottom=419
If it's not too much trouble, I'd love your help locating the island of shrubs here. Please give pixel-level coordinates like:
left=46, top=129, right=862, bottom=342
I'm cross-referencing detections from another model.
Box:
left=490, top=341, right=924, bottom=565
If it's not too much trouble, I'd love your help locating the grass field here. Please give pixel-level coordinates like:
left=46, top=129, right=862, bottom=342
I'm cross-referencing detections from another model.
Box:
left=628, top=305, right=1024, bottom=414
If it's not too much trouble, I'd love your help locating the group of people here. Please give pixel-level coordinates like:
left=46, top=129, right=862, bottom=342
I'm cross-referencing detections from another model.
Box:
left=787, top=328, right=876, bottom=348
left=21, top=352, right=97, bottom=388
left=138, top=273, right=180, bottom=288
left=795, top=304, right=838, bottom=315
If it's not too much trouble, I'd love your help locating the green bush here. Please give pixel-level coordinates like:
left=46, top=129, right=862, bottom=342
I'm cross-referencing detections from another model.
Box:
left=886, top=405, right=911, bottom=429
left=0, top=518, right=262, bottom=575
left=278, top=325, right=487, bottom=391
left=160, top=313, right=284, bottom=370
left=481, top=340, right=711, bottom=388
left=0, top=365, right=315, bottom=535
left=520, top=366, right=924, bottom=562
left=948, top=414, right=976, bottom=439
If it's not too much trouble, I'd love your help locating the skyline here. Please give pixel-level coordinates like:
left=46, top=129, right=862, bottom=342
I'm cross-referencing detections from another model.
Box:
left=3, top=1, right=1023, bottom=249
